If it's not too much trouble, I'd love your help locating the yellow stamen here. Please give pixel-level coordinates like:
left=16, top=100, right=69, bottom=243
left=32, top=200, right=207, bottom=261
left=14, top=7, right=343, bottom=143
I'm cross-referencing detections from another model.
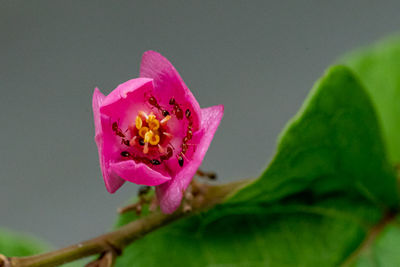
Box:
left=147, top=114, right=156, bottom=123
left=149, top=134, right=160, bottom=146
left=143, top=130, right=161, bottom=146
left=146, top=114, right=160, bottom=131
left=160, top=115, right=171, bottom=125
left=144, top=131, right=153, bottom=143
left=148, top=120, right=159, bottom=130
left=139, top=127, right=149, bottom=138
left=135, top=116, right=143, bottom=130
left=133, top=111, right=164, bottom=149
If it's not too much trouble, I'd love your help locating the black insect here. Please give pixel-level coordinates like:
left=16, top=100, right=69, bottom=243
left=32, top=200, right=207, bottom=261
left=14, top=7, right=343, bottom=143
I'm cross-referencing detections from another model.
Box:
left=121, top=151, right=131, bottom=157
left=169, top=98, right=183, bottom=120
left=185, top=109, right=191, bottom=119
left=112, top=121, right=126, bottom=138
left=178, top=155, right=184, bottom=167
left=151, top=159, right=161, bottom=165
left=148, top=95, right=170, bottom=117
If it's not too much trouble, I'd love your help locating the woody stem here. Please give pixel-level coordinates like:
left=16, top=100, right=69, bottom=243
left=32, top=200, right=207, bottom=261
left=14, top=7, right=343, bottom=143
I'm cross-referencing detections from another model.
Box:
left=4, top=180, right=250, bottom=267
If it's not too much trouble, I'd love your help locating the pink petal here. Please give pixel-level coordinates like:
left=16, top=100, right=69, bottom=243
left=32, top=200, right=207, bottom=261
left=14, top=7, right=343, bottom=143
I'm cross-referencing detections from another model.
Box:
left=110, top=161, right=171, bottom=186
left=92, top=88, right=125, bottom=193
left=156, top=105, right=224, bottom=213
left=140, top=51, right=201, bottom=129
left=100, top=78, right=153, bottom=118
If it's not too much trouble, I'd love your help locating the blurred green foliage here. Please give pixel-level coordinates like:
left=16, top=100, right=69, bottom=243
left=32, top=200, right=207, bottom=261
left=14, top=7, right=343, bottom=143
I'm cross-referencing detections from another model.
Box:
left=0, top=228, right=49, bottom=257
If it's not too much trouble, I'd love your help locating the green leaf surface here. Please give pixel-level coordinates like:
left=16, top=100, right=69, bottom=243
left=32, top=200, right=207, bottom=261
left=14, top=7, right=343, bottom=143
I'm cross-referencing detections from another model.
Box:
left=0, top=228, right=49, bottom=257
left=114, top=65, right=399, bottom=266
left=0, top=228, right=83, bottom=267
left=116, top=196, right=381, bottom=267
left=350, top=215, right=400, bottom=267
left=342, top=36, right=400, bottom=164
left=228, top=65, right=398, bottom=208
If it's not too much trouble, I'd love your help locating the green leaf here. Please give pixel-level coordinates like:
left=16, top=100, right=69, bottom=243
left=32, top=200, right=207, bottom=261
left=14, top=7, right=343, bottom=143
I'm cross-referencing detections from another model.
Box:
left=342, top=36, right=400, bottom=164
left=0, top=228, right=84, bottom=266
left=0, top=228, right=49, bottom=257
left=114, top=65, right=398, bottom=266
left=117, top=196, right=382, bottom=267
left=349, top=215, right=400, bottom=267
left=228, top=65, right=398, bottom=209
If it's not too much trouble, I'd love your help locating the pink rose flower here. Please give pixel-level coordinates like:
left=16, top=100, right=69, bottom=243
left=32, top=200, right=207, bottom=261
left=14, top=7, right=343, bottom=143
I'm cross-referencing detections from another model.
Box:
left=92, top=51, right=224, bottom=213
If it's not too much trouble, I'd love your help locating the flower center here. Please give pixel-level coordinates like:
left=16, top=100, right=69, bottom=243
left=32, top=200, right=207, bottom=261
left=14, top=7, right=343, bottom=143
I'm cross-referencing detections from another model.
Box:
left=112, top=95, right=196, bottom=168
left=133, top=111, right=171, bottom=154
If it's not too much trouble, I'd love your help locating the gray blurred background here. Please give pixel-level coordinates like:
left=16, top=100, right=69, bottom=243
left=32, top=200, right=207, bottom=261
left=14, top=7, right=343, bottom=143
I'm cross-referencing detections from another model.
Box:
left=1, top=1, right=399, bottom=247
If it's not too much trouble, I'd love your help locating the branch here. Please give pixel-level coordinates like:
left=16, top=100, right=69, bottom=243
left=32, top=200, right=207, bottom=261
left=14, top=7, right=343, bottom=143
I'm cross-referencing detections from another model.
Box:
left=3, top=180, right=249, bottom=267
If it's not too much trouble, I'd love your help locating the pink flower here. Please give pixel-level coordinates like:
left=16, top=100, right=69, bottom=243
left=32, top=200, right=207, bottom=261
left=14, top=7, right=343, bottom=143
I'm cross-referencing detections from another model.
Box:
left=92, top=51, right=224, bottom=213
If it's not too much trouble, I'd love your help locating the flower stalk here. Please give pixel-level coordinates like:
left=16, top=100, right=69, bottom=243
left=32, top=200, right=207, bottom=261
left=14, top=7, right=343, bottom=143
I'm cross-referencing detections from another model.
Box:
left=2, top=179, right=250, bottom=267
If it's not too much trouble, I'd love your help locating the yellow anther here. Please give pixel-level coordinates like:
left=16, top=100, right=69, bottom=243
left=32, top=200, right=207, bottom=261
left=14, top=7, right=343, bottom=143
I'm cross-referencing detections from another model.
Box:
left=139, top=127, right=149, bottom=138
left=147, top=114, right=156, bottom=123
left=144, top=113, right=160, bottom=130
left=134, top=111, right=163, bottom=148
left=144, top=131, right=160, bottom=146
left=144, top=131, right=154, bottom=143
left=135, top=116, right=143, bottom=130
left=148, top=119, right=160, bottom=131
left=149, top=134, right=160, bottom=146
